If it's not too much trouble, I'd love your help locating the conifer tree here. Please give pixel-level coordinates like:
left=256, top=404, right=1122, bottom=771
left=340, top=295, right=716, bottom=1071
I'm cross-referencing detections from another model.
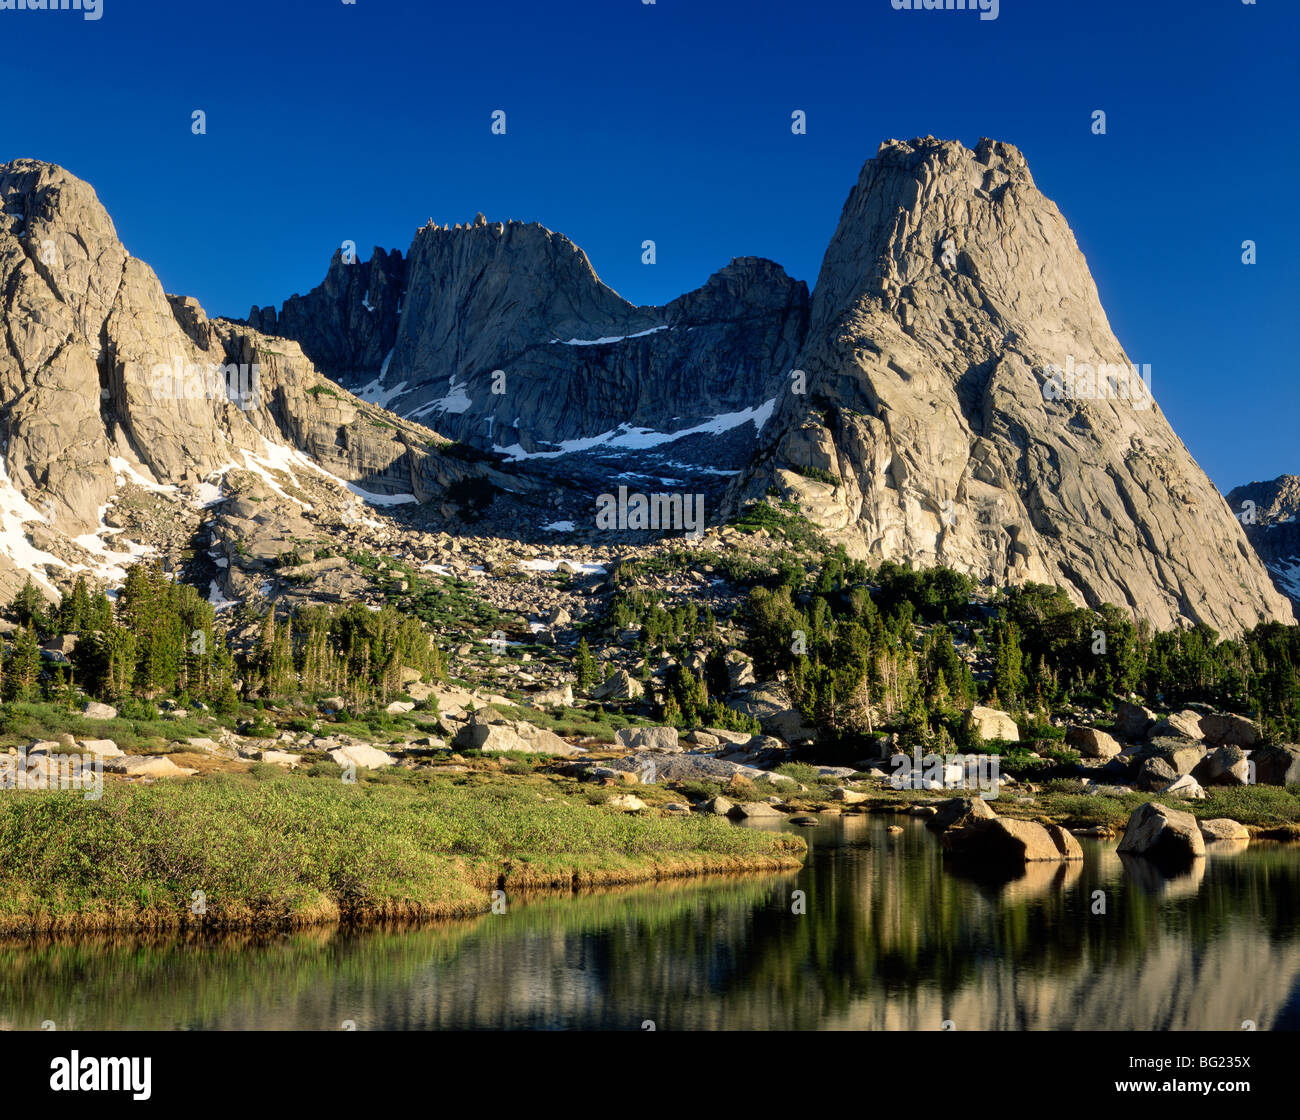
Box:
left=4, top=623, right=42, bottom=702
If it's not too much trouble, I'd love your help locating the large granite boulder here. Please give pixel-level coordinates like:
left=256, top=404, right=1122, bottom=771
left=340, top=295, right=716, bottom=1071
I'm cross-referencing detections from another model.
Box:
left=1066, top=725, right=1122, bottom=759
left=942, top=817, right=1081, bottom=862
left=453, top=710, right=581, bottom=757
left=727, top=683, right=816, bottom=743
left=592, top=670, right=644, bottom=701
left=327, top=743, right=396, bottom=770
left=964, top=706, right=1020, bottom=744
left=1192, top=744, right=1250, bottom=787
left=1114, top=702, right=1157, bottom=741
left=615, top=726, right=681, bottom=753
left=1149, top=710, right=1205, bottom=741
left=1250, top=744, right=1300, bottom=786
left=103, top=755, right=197, bottom=778
left=1136, top=756, right=1178, bottom=792
left=1198, top=818, right=1249, bottom=843
left=603, top=750, right=765, bottom=785
left=1146, top=738, right=1206, bottom=776
left=1198, top=713, right=1260, bottom=749
left=1117, top=802, right=1205, bottom=862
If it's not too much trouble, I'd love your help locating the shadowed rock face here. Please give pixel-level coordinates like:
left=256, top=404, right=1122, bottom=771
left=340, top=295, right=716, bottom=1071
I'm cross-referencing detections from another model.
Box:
left=247, top=247, right=406, bottom=380
left=1225, top=474, right=1300, bottom=610
left=731, top=136, right=1292, bottom=635
left=248, top=222, right=809, bottom=462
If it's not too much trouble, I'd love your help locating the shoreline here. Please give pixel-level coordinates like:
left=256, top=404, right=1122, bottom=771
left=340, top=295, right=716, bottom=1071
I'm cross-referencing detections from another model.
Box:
left=851, top=795, right=1300, bottom=841
left=0, top=849, right=805, bottom=940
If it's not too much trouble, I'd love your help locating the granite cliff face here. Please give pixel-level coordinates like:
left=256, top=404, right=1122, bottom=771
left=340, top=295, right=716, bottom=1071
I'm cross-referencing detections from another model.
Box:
left=248, top=221, right=808, bottom=464
left=0, top=146, right=1289, bottom=634
left=730, top=137, right=1291, bottom=634
left=1225, top=475, right=1300, bottom=610
left=0, top=159, right=509, bottom=601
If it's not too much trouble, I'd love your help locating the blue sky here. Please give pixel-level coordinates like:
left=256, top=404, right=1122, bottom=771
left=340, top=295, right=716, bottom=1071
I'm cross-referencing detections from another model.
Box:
left=2, top=0, right=1295, bottom=489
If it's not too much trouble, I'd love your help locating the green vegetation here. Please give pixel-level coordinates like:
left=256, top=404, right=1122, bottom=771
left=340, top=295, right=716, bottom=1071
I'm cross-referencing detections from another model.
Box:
left=728, top=500, right=827, bottom=551
left=0, top=565, right=442, bottom=716
left=0, top=769, right=805, bottom=933
left=792, top=465, right=839, bottom=487
left=737, top=552, right=1300, bottom=750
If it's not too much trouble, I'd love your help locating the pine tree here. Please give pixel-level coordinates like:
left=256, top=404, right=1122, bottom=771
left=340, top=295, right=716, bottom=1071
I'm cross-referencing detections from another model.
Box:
left=12, top=577, right=46, bottom=631
left=574, top=638, right=599, bottom=693
left=4, top=624, right=42, bottom=702
left=992, top=620, right=1026, bottom=707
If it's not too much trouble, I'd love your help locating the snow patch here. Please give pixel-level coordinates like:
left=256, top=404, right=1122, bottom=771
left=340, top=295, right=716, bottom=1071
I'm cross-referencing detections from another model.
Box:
left=519, top=557, right=606, bottom=575
left=355, top=377, right=408, bottom=409
left=492, top=397, right=778, bottom=461
left=208, top=579, right=237, bottom=610
left=1269, top=557, right=1300, bottom=600
left=551, top=325, right=669, bottom=346
left=0, top=459, right=68, bottom=593
left=341, top=481, right=418, bottom=506
left=409, top=376, right=473, bottom=418
left=110, top=456, right=176, bottom=494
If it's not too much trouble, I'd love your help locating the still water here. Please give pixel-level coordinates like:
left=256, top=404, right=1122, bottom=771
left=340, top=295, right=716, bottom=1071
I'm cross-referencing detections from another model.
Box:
left=3, top=815, right=1299, bottom=1030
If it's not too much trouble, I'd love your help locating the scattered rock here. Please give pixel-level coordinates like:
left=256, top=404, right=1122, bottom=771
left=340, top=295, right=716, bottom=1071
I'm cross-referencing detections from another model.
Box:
left=615, top=726, right=680, bottom=753
left=1066, top=725, right=1122, bottom=759
left=926, top=795, right=998, bottom=833
left=1114, top=701, right=1156, bottom=740
left=606, top=751, right=764, bottom=785
left=727, top=801, right=784, bottom=820
left=103, top=755, right=197, bottom=778
left=1147, top=739, right=1206, bottom=776
left=453, top=710, right=581, bottom=757
left=592, top=670, right=644, bottom=701
left=528, top=684, right=574, bottom=709
left=1163, top=773, right=1206, bottom=800
left=1149, top=709, right=1204, bottom=741
left=261, top=750, right=301, bottom=768
left=1193, top=744, right=1250, bottom=787
left=1136, top=756, right=1178, bottom=792
left=1198, top=818, right=1250, bottom=843
left=327, top=743, right=395, bottom=770
left=76, top=738, right=125, bottom=759
left=1043, top=823, right=1084, bottom=860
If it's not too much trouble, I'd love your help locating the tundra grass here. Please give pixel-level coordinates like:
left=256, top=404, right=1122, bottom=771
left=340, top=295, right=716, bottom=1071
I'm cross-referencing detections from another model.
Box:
left=0, top=769, right=805, bottom=935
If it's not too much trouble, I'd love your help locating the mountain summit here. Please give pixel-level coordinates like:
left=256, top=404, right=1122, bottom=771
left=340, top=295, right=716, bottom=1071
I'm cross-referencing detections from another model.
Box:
left=247, top=223, right=808, bottom=466
left=731, top=137, right=1290, bottom=634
